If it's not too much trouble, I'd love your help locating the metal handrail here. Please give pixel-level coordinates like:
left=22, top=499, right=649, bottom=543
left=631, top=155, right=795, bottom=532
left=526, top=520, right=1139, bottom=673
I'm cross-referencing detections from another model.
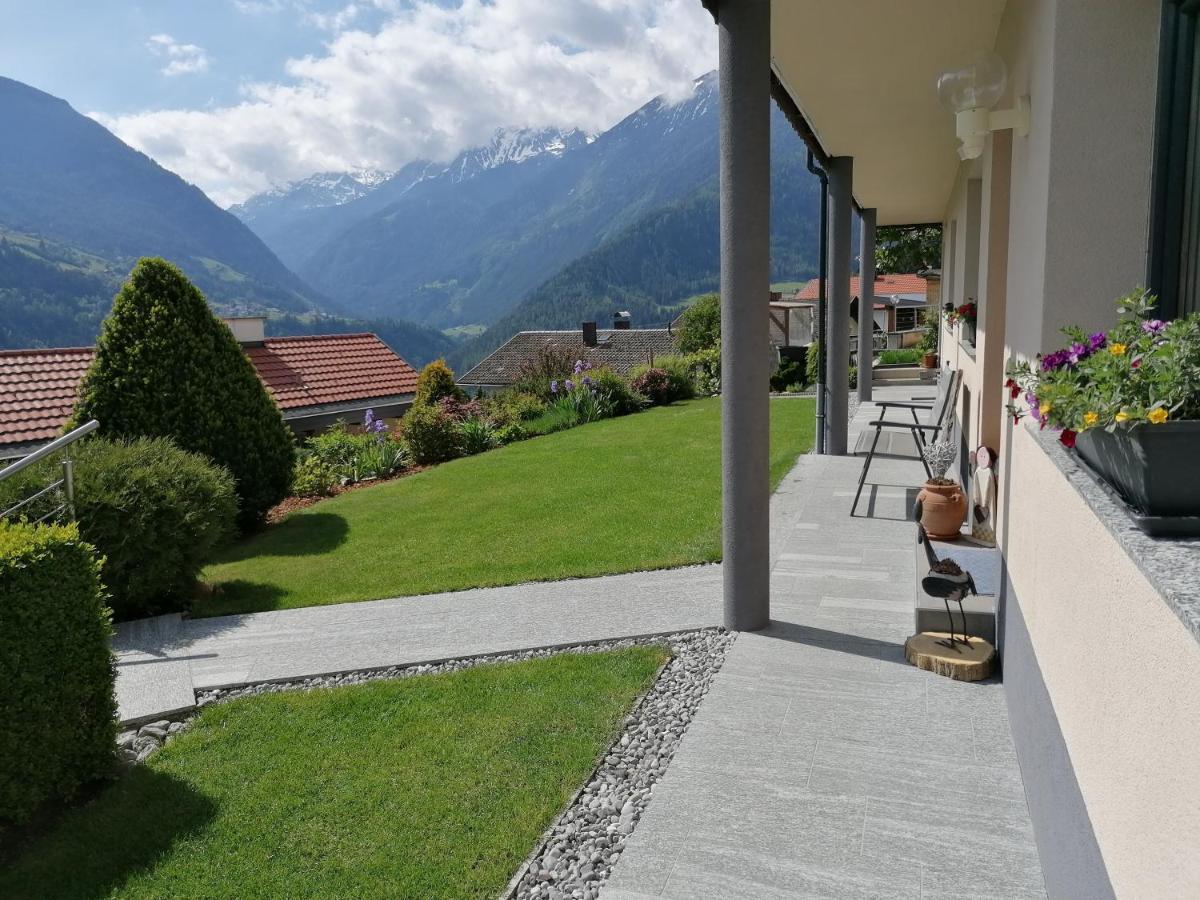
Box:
left=0, top=420, right=99, bottom=523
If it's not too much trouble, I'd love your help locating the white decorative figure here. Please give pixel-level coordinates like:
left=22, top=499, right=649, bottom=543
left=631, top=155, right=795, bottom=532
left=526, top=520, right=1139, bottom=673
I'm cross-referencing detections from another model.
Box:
left=971, top=445, right=998, bottom=545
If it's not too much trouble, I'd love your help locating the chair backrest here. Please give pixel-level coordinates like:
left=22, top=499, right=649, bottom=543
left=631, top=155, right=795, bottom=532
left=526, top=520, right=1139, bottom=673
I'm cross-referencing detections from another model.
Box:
left=922, top=368, right=962, bottom=430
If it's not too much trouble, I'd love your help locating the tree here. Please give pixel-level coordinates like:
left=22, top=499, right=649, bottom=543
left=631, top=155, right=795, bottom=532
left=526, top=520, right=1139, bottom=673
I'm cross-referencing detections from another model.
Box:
left=414, top=359, right=466, bottom=407
left=677, top=293, right=720, bottom=354
left=875, top=225, right=942, bottom=274
left=72, top=258, right=294, bottom=528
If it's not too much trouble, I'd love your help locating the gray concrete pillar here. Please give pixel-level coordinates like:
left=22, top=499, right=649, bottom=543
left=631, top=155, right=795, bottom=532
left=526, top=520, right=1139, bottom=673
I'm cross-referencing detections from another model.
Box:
left=858, top=208, right=876, bottom=403
left=825, top=156, right=853, bottom=454
left=718, top=0, right=771, bottom=632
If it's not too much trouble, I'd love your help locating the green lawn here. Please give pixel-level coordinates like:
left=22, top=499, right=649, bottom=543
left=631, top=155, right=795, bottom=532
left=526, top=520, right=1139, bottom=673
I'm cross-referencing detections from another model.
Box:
left=201, top=397, right=815, bottom=616
left=1, top=648, right=667, bottom=900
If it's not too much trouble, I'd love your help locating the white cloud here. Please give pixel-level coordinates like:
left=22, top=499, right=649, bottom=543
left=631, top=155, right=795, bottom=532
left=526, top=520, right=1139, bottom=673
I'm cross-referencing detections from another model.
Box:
left=103, top=0, right=716, bottom=206
left=305, top=3, right=362, bottom=32
left=147, top=34, right=211, bottom=77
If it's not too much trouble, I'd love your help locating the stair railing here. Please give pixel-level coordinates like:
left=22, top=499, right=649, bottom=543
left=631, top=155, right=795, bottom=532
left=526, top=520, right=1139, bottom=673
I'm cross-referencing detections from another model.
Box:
left=0, top=420, right=99, bottom=523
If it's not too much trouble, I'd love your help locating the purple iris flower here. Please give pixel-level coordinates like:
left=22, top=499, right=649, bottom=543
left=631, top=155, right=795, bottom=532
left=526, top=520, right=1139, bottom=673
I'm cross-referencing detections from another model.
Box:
left=582, top=376, right=592, bottom=386
left=565, top=379, right=575, bottom=391
left=550, top=380, right=558, bottom=394
left=573, top=360, right=584, bottom=375
left=1142, top=319, right=1166, bottom=335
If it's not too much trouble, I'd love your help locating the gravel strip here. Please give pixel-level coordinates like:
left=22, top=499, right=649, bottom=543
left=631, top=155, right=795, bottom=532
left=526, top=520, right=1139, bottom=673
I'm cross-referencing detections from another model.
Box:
left=508, top=628, right=734, bottom=900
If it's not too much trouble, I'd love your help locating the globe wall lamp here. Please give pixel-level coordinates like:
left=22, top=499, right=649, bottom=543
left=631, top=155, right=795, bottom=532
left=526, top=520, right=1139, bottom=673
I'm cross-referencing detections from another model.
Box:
left=937, top=50, right=1030, bottom=160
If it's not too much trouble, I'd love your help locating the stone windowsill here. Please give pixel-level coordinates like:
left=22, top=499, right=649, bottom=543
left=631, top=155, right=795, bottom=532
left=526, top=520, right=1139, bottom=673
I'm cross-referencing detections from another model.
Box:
left=1031, top=425, right=1200, bottom=646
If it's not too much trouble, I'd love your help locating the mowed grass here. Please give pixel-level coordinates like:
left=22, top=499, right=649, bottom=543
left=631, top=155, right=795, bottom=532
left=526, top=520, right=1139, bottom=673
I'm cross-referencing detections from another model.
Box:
left=201, top=397, right=815, bottom=616
left=0, top=647, right=667, bottom=900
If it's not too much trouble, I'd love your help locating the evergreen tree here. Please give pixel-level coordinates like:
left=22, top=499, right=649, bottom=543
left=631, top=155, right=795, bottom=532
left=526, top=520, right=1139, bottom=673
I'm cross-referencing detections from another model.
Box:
left=73, top=258, right=294, bottom=528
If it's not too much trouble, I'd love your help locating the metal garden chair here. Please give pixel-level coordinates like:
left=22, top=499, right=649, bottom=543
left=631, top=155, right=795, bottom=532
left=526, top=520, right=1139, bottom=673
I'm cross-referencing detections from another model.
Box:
left=850, top=368, right=962, bottom=516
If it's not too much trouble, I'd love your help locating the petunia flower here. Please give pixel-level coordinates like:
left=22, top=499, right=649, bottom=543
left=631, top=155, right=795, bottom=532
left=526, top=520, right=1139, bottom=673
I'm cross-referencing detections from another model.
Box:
left=1059, top=429, right=1077, bottom=448
left=1141, top=319, right=1166, bottom=335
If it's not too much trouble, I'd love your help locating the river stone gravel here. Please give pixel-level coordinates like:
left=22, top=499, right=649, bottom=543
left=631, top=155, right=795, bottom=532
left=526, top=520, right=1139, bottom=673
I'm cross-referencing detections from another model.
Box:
left=112, top=628, right=733, bottom=899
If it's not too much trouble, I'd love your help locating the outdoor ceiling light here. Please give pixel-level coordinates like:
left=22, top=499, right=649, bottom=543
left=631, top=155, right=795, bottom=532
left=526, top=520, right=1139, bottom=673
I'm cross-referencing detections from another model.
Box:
left=937, top=50, right=1030, bottom=160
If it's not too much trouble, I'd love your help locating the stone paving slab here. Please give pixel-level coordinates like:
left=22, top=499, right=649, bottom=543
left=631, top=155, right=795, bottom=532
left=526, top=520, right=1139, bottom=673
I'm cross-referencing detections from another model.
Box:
left=602, top=390, right=1047, bottom=899
left=112, top=564, right=723, bottom=723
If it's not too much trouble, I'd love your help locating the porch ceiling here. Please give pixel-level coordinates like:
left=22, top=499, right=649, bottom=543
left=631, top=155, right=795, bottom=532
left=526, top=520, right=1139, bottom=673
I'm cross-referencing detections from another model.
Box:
left=771, top=0, right=1006, bottom=226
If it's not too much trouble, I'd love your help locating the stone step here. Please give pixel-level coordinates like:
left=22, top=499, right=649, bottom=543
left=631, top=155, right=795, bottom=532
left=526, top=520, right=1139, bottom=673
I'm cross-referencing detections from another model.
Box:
left=112, top=613, right=196, bottom=725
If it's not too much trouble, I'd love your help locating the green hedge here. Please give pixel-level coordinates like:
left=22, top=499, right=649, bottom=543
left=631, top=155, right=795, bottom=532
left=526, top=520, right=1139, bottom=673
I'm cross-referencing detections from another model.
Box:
left=0, top=438, right=237, bottom=621
left=0, top=522, right=116, bottom=824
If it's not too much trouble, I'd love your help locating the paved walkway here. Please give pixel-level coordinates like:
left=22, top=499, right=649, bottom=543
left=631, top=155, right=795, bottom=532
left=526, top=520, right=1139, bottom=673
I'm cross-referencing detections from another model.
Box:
left=602, top=389, right=1046, bottom=898
left=114, top=565, right=723, bottom=723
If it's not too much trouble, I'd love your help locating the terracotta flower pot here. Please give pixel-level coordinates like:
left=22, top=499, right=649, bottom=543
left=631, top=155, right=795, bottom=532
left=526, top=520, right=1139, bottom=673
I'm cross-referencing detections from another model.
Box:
left=918, top=480, right=966, bottom=540
left=921, top=352, right=937, bottom=369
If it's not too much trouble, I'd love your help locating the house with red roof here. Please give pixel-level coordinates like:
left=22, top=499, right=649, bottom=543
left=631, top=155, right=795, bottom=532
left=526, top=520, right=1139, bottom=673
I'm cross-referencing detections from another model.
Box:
left=791, top=271, right=939, bottom=339
left=0, top=316, right=418, bottom=459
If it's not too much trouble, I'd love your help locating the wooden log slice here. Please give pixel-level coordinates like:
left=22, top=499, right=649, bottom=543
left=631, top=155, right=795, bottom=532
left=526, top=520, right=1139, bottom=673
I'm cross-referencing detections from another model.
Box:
left=905, top=632, right=996, bottom=682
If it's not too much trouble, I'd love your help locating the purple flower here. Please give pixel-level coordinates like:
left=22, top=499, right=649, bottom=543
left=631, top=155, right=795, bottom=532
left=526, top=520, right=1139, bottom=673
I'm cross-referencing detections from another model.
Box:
left=1142, top=319, right=1166, bottom=335
left=582, top=376, right=592, bottom=386
left=573, top=360, right=584, bottom=375
left=565, top=379, right=575, bottom=391
left=550, top=380, right=558, bottom=394
left=1067, top=342, right=1087, bottom=365
left=1087, top=332, right=1107, bottom=352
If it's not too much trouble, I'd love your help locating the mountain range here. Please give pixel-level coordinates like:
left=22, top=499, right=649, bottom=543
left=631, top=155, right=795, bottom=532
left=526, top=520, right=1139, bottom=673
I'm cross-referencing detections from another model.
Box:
left=233, top=72, right=819, bottom=368
left=0, top=71, right=819, bottom=373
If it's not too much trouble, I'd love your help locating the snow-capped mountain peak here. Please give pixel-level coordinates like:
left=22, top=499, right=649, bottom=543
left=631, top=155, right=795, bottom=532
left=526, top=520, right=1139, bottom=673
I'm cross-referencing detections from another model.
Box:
left=445, top=126, right=591, bottom=182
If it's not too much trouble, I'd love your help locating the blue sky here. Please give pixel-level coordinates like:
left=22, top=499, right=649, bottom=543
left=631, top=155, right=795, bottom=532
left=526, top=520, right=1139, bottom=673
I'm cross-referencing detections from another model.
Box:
left=0, top=0, right=715, bottom=205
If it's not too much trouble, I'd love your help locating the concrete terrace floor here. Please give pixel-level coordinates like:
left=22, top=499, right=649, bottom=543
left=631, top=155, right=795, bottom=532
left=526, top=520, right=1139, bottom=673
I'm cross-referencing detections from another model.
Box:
left=603, top=388, right=1047, bottom=899
left=112, top=386, right=1046, bottom=898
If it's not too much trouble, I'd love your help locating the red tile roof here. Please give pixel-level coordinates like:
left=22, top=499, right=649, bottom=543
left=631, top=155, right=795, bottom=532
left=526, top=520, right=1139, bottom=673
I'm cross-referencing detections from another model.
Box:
left=0, top=333, right=417, bottom=452
left=0, top=347, right=95, bottom=448
left=244, top=333, right=418, bottom=411
left=793, top=273, right=929, bottom=300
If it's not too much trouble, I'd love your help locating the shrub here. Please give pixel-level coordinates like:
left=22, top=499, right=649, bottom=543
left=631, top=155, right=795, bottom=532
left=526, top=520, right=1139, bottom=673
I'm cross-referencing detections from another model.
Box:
left=485, top=391, right=546, bottom=425
left=879, top=348, right=922, bottom=365
left=71, top=258, right=294, bottom=529
left=0, top=438, right=238, bottom=620
left=293, top=454, right=339, bottom=497
left=804, top=345, right=857, bottom=391
left=684, top=348, right=721, bottom=395
left=677, top=293, right=720, bottom=354
left=494, top=422, right=528, bottom=445
left=634, top=357, right=695, bottom=403
left=402, top=402, right=463, bottom=464
left=305, top=415, right=409, bottom=484
left=0, top=522, right=115, bottom=824
left=631, top=367, right=673, bottom=405
left=79, top=438, right=237, bottom=620
left=771, top=356, right=807, bottom=392
left=459, top=417, right=499, bottom=455
left=439, top=396, right=485, bottom=422
left=588, top=368, right=643, bottom=415
left=512, top=344, right=579, bottom=397
left=414, top=359, right=466, bottom=406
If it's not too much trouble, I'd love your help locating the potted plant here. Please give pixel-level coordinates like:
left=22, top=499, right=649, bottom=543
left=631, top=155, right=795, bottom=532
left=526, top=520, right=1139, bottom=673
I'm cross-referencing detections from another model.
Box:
left=1006, top=288, right=1200, bottom=531
left=918, top=439, right=966, bottom=540
left=945, top=301, right=977, bottom=345
left=919, top=309, right=939, bottom=368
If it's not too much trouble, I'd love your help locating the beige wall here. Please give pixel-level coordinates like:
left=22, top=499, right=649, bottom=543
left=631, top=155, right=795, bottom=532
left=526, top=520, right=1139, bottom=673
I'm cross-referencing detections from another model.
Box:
left=1004, top=424, right=1200, bottom=898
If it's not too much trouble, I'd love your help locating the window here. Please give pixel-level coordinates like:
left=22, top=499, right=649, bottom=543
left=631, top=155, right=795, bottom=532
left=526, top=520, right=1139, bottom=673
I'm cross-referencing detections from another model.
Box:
left=1149, top=0, right=1200, bottom=318
left=895, top=307, right=919, bottom=331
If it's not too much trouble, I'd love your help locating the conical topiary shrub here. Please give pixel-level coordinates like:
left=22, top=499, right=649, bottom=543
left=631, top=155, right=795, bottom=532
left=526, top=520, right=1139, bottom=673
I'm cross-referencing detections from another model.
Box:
left=72, top=258, right=294, bottom=528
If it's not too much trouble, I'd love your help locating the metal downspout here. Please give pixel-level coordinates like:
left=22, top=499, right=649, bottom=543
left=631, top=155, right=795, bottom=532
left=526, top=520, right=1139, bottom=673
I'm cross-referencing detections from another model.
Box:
left=806, top=149, right=829, bottom=454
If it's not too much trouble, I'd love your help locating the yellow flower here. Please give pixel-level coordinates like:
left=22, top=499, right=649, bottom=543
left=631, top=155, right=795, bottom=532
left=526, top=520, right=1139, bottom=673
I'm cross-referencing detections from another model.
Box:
left=1115, top=411, right=1130, bottom=423
left=1082, top=411, right=1099, bottom=428
left=1148, top=407, right=1169, bottom=425
left=1039, top=402, right=1052, bottom=417
left=1109, top=343, right=1127, bottom=356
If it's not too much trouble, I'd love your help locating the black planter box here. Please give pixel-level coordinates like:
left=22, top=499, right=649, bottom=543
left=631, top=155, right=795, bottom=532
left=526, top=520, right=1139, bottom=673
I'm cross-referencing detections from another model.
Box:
left=1075, top=421, right=1200, bottom=534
